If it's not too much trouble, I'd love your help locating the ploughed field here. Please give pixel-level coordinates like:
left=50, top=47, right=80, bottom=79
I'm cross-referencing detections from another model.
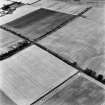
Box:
left=1, top=8, right=76, bottom=41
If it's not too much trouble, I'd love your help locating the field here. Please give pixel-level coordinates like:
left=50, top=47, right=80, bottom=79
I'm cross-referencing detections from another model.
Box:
left=0, top=45, right=78, bottom=105
left=38, top=16, right=105, bottom=76
left=84, top=7, right=105, bottom=25
left=2, top=8, right=76, bottom=41
left=0, top=0, right=105, bottom=105
left=8, top=0, right=39, bottom=4
left=31, top=0, right=90, bottom=15
left=41, top=73, right=105, bottom=105
left=0, top=90, right=17, bottom=105
left=0, top=0, right=90, bottom=25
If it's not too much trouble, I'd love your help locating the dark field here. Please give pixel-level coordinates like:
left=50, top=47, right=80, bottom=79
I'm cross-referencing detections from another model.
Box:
left=42, top=74, right=105, bottom=105
left=2, top=8, right=76, bottom=41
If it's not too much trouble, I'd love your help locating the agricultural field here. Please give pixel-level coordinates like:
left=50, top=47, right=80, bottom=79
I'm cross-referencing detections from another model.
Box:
left=0, top=5, right=42, bottom=25
left=0, top=0, right=105, bottom=105
left=0, top=90, right=17, bottom=105
left=1, top=8, right=76, bottom=41
left=83, top=6, right=105, bottom=25
left=0, top=45, right=78, bottom=105
left=41, top=73, right=105, bottom=105
left=31, top=0, right=90, bottom=15
left=38, top=17, right=105, bottom=75
left=7, top=0, right=40, bottom=4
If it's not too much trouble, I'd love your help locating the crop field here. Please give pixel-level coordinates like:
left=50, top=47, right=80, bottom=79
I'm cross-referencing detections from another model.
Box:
left=83, top=7, right=105, bottom=25
left=0, top=45, right=78, bottom=105
left=41, top=73, right=105, bottom=105
left=0, top=0, right=105, bottom=105
left=31, top=0, right=90, bottom=15
left=38, top=17, right=105, bottom=76
left=9, top=0, right=40, bottom=4
left=0, top=90, right=17, bottom=105
left=1, top=8, right=76, bottom=41
left=0, top=0, right=91, bottom=25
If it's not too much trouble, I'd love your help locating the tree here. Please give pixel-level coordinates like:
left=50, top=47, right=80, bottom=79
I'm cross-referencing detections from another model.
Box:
left=97, top=74, right=103, bottom=81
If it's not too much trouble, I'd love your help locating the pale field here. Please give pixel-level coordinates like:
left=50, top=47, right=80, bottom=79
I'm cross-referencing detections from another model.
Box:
left=0, top=28, right=24, bottom=55
left=0, top=45, right=78, bottom=105
left=38, top=17, right=105, bottom=75
left=39, top=73, right=105, bottom=105
left=57, top=0, right=105, bottom=4
left=31, top=0, right=90, bottom=15
left=0, top=90, right=17, bottom=105
left=80, top=6, right=105, bottom=74
left=84, top=6, right=105, bottom=25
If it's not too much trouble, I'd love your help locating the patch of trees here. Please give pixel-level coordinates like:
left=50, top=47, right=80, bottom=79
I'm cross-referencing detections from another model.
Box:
left=71, top=61, right=105, bottom=84
left=0, top=40, right=31, bottom=60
